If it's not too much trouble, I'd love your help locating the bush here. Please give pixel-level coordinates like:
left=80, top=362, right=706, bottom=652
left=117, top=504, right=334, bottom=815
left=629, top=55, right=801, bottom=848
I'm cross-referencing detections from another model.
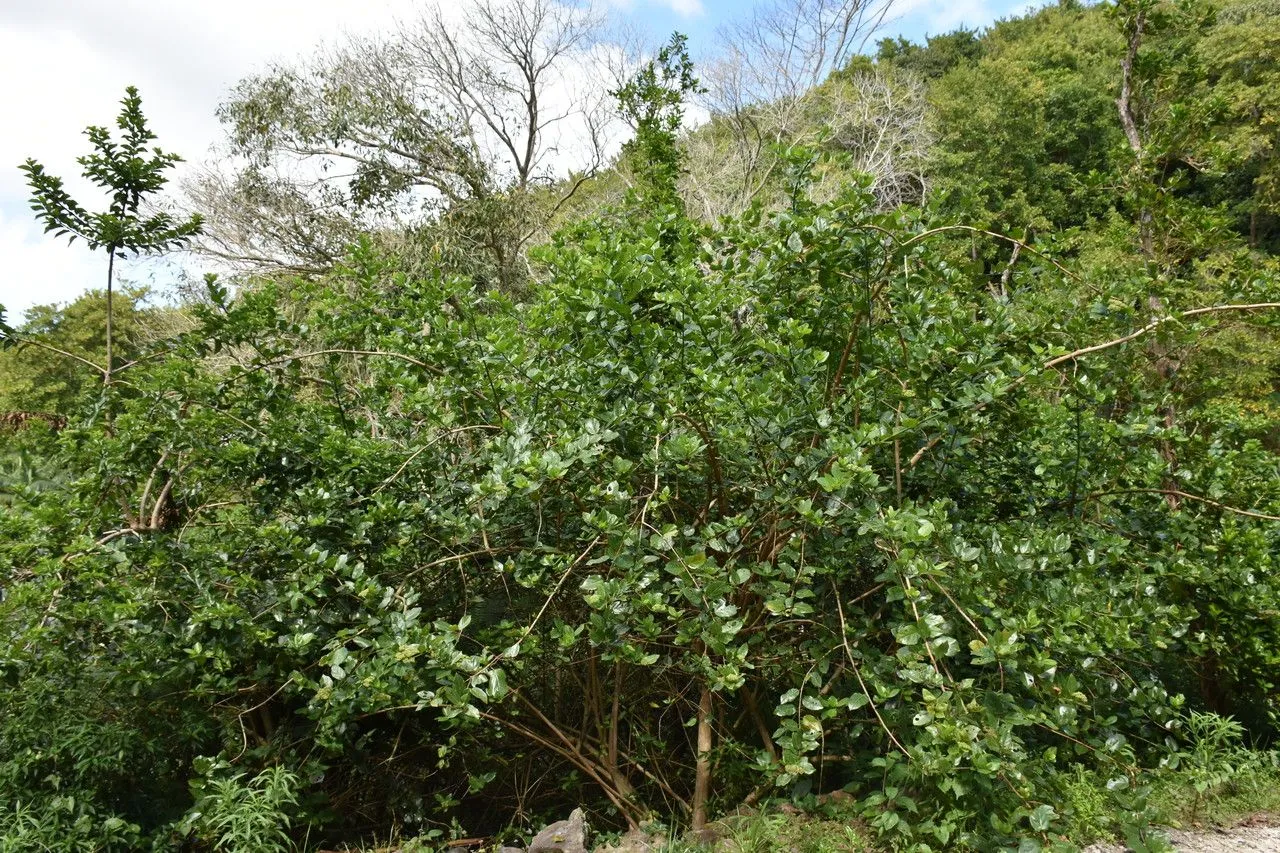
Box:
left=1, top=166, right=1278, bottom=851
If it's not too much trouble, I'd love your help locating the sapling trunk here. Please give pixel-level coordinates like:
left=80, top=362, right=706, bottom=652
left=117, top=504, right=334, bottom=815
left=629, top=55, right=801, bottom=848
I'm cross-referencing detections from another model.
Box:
left=691, top=682, right=713, bottom=833
left=105, top=248, right=115, bottom=388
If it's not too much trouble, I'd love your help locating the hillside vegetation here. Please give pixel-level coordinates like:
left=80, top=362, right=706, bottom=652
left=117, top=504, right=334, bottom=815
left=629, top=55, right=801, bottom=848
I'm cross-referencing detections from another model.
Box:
left=2, top=0, right=1280, bottom=850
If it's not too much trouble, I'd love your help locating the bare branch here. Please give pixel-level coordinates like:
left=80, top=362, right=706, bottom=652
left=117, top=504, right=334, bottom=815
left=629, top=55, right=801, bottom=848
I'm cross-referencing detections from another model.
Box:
left=709, top=0, right=892, bottom=110
left=1043, top=303, right=1280, bottom=370
left=684, top=67, right=929, bottom=219
left=1087, top=488, right=1280, bottom=522
left=11, top=338, right=108, bottom=378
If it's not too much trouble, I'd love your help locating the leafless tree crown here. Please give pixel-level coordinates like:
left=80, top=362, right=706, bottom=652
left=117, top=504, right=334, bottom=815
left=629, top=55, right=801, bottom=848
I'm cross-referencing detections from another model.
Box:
left=683, top=0, right=924, bottom=221
left=403, top=0, right=611, bottom=189
left=709, top=0, right=894, bottom=109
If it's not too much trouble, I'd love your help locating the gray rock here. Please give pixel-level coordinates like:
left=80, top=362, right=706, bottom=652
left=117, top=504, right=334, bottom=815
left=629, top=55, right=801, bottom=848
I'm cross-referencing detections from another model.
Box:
left=529, top=807, right=588, bottom=853
left=499, top=847, right=525, bottom=853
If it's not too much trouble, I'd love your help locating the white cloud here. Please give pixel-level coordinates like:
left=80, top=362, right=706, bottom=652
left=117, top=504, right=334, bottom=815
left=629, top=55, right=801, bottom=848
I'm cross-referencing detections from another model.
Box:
left=879, top=0, right=1021, bottom=38
left=1, top=205, right=108, bottom=319
left=657, top=0, right=705, bottom=16
left=607, top=0, right=704, bottom=19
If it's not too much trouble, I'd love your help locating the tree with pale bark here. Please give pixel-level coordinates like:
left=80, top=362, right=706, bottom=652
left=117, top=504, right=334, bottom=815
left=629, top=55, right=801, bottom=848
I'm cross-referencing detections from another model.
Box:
left=683, top=0, right=926, bottom=219
left=191, top=0, right=616, bottom=291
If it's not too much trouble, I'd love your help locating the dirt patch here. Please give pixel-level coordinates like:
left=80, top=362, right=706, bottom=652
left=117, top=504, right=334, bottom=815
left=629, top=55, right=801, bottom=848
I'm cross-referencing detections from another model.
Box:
left=1163, top=824, right=1280, bottom=851
left=1086, top=815, right=1280, bottom=852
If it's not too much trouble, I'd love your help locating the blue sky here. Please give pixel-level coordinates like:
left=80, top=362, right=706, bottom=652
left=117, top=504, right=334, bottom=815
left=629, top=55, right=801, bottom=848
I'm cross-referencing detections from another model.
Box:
left=632, top=0, right=1038, bottom=57
left=0, top=0, right=1040, bottom=322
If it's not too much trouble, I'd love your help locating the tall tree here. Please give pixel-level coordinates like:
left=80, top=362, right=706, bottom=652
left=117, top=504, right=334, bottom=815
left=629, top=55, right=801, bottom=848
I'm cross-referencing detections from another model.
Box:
left=193, top=0, right=614, bottom=290
left=614, top=33, right=703, bottom=206
left=19, top=86, right=202, bottom=390
left=923, top=5, right=1125, bottom=236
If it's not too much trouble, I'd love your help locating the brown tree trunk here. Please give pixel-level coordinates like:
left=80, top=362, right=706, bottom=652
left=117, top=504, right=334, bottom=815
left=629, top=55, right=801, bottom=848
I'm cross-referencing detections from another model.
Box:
left=1118, top=6, right=1154, bottom=256
left=1119, top=8, right=1180, bottom=507
left=691, top=683, right=714, bottom=834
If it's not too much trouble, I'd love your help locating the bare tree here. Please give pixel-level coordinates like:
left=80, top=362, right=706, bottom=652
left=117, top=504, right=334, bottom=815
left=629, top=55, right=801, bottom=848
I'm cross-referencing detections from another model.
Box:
left=806, top=68, right=930, bottom=209
left=687, top=0, right=904, bottom=218
left=711, top=0, right=893, bottom=108
left=404, top=0, right=612, bottom=190
left=189, top=0, right=616, bottom=289
left=682, top=67, right=929, bottom=220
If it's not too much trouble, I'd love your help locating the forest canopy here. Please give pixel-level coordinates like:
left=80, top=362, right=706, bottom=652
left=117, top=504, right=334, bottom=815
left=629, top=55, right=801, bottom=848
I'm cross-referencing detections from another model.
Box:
left=2, top=0, right=1280, bottom=851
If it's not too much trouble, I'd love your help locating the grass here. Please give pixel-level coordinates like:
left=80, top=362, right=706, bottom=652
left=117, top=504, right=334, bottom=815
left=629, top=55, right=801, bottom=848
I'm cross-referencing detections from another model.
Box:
left=709, top=810, right=872, bottom=853
left=1054, top=712, right=1280, bottom=850
left=588, top=804, right=874, bottom=853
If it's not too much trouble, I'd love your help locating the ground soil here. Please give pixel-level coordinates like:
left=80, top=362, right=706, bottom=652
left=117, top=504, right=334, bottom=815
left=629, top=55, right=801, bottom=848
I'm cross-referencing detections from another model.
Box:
left=1085, top=814, right=1280, bottom=852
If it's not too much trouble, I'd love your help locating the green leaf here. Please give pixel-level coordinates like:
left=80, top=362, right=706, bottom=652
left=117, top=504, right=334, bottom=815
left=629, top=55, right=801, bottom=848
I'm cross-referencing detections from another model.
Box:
left=1029, top=804, right=1056, bottom=832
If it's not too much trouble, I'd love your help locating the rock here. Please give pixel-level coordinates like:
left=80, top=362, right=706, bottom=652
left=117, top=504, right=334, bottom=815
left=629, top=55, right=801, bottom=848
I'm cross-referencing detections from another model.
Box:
left=499, top=848, right=525, bottom=853
left=529, top=807, right=588, bottom=853
left=817, top=789, right=854, bottom=806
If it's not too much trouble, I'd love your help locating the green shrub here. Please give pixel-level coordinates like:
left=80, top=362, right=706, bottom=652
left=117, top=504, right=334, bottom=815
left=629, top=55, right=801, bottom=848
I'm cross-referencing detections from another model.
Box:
left=180, top=761, right=301, bottom=853
left=1155, top=712, right=1280, bottom=826
left=2, top=162, right=1277, bottom=852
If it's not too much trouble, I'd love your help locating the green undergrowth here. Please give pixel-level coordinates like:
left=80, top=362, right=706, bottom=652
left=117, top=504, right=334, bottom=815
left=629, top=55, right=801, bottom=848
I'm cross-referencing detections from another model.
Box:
left=1047, top=712, right=1280, bottom=850
left=5, top=6, right=1280, bottom=848
left=376, top=732, right=1280, bottom=853
left=1151, top=714, right=1280, bottom=830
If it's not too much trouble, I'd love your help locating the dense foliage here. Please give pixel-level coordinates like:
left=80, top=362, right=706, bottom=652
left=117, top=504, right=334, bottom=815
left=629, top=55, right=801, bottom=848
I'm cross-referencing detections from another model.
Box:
left=2, top=2, right=1280, bottom=852
left=0, top=288, right=157, bottom=415
left=889, top=0, right=1280, bottom=254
